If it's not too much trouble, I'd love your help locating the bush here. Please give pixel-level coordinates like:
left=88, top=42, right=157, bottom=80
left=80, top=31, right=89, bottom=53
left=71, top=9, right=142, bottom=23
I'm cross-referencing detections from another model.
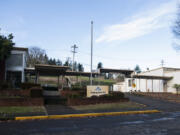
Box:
left=71, top=84, right=85, bottom=91
left=30, top=87, right=43, bottom=98
left=42, top=86, right=58, bottom=91
left=109, top=92, right=125, bottom=98
left=21, top=83, right=40, bottom=90
left=0, top=82, right=12, bottom=90
left=60, top=90, right=85, bottom=99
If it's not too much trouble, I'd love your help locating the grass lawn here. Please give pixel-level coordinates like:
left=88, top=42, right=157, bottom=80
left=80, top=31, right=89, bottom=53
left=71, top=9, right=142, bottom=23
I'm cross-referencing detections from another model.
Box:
left=0, top=106, right=46, bottom=114
left=71, top=102, right=146, bottom=111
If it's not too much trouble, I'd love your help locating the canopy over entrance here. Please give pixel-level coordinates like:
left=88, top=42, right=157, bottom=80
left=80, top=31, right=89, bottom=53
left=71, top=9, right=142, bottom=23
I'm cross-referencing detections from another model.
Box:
left=99, top=68, right=134, bottom=77
left=132, top=75, right=173, bottom=80
left=35, top=64, right=69, bottom=76
left=25, top=64, right=99, bottom=89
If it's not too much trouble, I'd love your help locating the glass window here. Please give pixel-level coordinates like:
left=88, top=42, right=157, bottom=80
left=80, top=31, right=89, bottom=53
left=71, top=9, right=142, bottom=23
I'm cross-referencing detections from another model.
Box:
left=6, top=54, right=23, bottom=67
left=128, top=79, right=132, bottom=87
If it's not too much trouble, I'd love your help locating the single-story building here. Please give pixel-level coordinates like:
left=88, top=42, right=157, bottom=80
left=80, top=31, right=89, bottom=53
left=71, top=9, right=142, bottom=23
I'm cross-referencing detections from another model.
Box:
left=113, top=67, right=180, bottom=94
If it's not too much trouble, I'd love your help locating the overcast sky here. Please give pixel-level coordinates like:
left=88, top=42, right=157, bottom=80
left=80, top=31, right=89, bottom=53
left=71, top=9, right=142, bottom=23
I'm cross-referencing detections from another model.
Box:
left=1, top=0, right=180, bottom=71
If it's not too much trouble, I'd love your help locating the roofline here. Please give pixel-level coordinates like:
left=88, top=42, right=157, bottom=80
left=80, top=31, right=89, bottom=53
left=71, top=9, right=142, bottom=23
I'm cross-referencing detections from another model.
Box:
left=13, top=47, right=28, bottom=52
left=140, top=67, right=180, bottom=74
left=35, top=64, right=70, bottom=69
left=140, top=67, right=163, bottom=74
left=132, top=74, right=173, bottom=80
left=99, top=68, right=134, bottom=72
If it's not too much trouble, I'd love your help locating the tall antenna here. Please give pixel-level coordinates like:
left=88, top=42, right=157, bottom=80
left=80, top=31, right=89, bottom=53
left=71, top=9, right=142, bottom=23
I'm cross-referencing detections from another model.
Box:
left=71, top=44, right=78, bottom=71
left=90, top=21, right=93, bottom=85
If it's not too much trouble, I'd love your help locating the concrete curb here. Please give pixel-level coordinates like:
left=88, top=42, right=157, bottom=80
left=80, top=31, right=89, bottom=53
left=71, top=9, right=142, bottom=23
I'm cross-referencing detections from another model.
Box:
left=15, top=110, right=161, bottom=121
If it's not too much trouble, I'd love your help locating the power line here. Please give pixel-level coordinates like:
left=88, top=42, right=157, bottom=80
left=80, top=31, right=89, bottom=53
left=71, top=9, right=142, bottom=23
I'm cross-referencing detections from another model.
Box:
left=71, top=44, right=78, bottom=71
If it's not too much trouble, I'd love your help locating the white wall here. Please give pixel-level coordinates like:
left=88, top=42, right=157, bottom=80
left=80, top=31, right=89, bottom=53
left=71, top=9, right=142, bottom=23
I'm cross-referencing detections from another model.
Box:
left=164, top=70, right=180, bottom=93
left=139, top=68, right=163, bottom=76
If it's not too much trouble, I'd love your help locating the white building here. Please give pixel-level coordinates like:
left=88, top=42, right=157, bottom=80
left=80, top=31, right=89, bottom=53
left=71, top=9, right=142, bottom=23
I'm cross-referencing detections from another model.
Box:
left=113, top=67, right=180, bottom=94
left=5, top=47, right=28, bottom=86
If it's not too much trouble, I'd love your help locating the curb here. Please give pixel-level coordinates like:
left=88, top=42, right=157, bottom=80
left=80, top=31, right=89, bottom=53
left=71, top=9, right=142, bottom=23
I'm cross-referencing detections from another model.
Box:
left=15, top=110, right=161, bottom=121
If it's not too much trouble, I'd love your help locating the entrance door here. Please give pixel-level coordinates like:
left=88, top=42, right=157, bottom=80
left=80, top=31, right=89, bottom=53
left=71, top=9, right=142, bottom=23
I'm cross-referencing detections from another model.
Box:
left=6, top=71, right=22, bottom=88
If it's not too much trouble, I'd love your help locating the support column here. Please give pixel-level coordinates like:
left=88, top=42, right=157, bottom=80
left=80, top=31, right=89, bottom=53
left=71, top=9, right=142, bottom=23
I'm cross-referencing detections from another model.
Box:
left=35, top=71, right=39, bottom=84
left=146, top=79, right=148, bottom=92
left=80, top=75, right=82, bottom=87
left=76, top=76, right=78, bottom=82
left=139, top=79, right=140, bottom=91
left=61, top=75, right=64, bottom=90
left=57, top=75, right=60, bottom=89
left=159, top=80, right=161, bottom=92
left=152, top=79, right=153, bottom=92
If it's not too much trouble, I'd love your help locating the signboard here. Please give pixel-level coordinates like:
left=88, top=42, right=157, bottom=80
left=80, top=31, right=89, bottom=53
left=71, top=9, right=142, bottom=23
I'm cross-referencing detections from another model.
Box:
left=87, top=85, right=109, bottom=97
left=132, top=83, right=136, bottom=88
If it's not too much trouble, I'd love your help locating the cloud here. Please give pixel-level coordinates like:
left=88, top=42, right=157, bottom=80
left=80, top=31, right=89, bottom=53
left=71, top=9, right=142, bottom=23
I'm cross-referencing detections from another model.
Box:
left=96, top=1, right=177, bottom=43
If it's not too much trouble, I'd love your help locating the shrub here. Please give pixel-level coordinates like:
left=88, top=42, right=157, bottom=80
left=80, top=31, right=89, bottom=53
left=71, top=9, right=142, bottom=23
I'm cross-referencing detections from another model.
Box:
left=42, top=86, right=58, bottom=91
left=109, top=92, right=125, bottom=98
left=21, top=83, right=40, bottom=90
left=71, top=84, right=85, bottom=91
left=60, top=90, right=85, bottom=99
left=30, top=87, right=43, bottom=98
left=0, top=82, right=12, bottom=90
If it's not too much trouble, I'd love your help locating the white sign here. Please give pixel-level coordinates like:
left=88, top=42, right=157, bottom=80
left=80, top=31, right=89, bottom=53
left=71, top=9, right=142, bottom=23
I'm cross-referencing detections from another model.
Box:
left=87, top=85, right=109, bottom=97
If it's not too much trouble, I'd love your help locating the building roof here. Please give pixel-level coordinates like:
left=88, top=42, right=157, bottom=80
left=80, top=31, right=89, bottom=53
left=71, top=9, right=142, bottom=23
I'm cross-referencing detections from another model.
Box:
left=35, top=64, right=70, bottom=76
left=99, top=68, right=134, bottom=77
left=25, top=64, right=99, bottom=77
left=132, top=75, right=173, bottom=80
left=65, top=71, right=99, bottom=77
left=13, top=47, right=28, bottom=52
left=140, top=67, right=180, bottom=74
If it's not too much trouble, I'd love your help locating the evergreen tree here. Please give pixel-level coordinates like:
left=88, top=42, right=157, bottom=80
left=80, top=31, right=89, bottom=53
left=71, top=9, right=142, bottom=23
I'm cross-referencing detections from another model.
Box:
left=0, top=31, right=15, bottom=81
left=97, top=62, right=103, bottom=69
left=134, top=65, right=141, bottom=73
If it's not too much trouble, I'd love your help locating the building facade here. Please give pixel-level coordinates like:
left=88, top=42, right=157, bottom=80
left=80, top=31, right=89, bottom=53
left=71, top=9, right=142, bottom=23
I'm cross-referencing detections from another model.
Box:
left=113, top=67, right=180, bottom=94
left=5, top=47, right=28, bottom=87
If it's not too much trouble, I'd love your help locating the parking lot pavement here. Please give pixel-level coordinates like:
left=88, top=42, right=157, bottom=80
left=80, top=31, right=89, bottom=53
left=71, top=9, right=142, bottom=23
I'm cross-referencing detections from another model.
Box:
left=0, top=111, right=180, bottom=135
left=125, top=93, right=180, bottom=112
left=1, top=94, right=180, bottom=135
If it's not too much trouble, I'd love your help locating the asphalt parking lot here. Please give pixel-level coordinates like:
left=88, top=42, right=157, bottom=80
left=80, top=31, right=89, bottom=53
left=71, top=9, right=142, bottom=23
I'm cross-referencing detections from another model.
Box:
left=0, top=94, right=180, bottom=135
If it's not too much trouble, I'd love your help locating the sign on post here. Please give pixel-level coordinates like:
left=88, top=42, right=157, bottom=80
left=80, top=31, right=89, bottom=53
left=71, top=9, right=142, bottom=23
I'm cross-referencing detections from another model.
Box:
left=87, top=85, right=109, bottom=97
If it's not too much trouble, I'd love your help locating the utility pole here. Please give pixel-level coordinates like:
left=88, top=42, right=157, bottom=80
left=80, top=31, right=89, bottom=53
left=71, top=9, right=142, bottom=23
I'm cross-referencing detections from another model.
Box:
left=71, top=44, right=78, bottom=71
left=90, top=21, right=93, bottom=85
left=161, top=59, right=165, bottom=67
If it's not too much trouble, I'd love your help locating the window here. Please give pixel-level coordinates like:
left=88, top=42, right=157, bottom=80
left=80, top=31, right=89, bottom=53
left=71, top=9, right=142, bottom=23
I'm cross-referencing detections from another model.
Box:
left=128, top=79, right=132, bottom=87
left=6, top=54, right=23, bottom=67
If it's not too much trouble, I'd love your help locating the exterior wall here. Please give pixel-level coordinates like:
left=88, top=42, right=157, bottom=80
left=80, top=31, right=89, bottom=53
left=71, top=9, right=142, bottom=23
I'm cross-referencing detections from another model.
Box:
left=5, top=50, right=27, bottom=82
left=113, top=82, right=126, bottom=92
left=113, top=67, right=180, bottom=94
left=121, top=68, right=165, bottom=92
left=139, top=68, right=164, bottom=76
left=164, top=70, right=180, bottom=93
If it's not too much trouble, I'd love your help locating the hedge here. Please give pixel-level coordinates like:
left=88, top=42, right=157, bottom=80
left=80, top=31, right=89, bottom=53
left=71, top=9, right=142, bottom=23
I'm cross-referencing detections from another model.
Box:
left=30, top=87, right=43, bottom=98
left=67, top=97, right=129, bottom=106
left=60, top=90, right=85, bottom=98
left=42, top=86, right=58, bottom=91
left=67, top=92, right=128, bottom=105
left=20, top=83, right=41, bottom=90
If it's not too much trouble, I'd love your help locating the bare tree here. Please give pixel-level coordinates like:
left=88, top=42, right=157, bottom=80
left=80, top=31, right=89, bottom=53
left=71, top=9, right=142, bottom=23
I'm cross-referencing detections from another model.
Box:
left=27, top=47, right=48, bottom=67
left=172, top=5, right=180, bottom=51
